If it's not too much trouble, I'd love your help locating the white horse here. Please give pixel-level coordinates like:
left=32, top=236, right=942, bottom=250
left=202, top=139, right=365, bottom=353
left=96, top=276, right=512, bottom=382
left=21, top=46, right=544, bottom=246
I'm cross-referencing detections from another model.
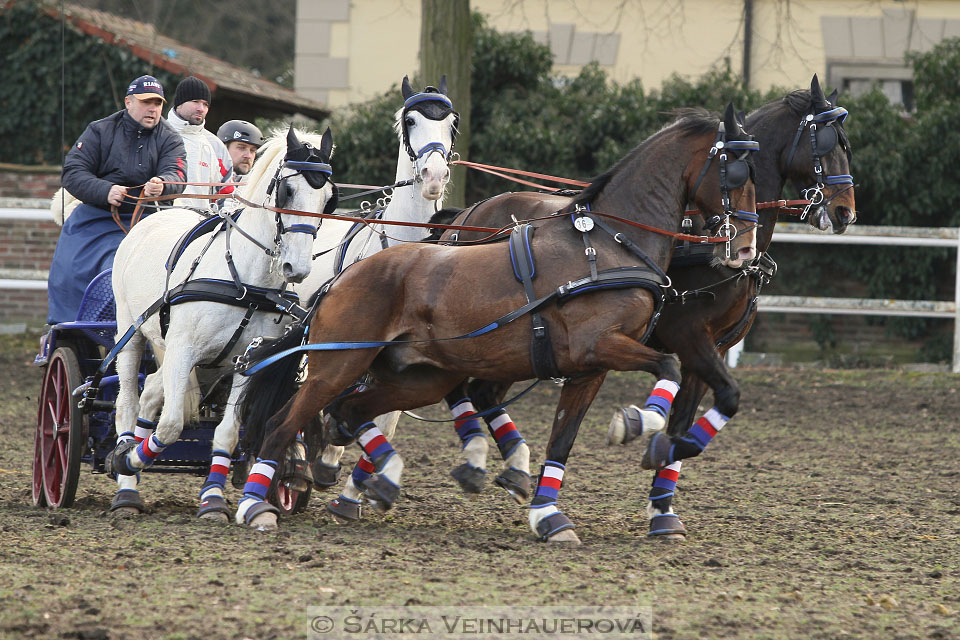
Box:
left=105, top=127, right=337, bottom=528
left=287, top=77, right=473, bottom=521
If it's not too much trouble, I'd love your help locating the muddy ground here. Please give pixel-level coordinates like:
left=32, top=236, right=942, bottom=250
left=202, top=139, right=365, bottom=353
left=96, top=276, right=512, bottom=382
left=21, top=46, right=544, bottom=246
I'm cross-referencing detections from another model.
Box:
left=0, top=331, right=958, bottom=640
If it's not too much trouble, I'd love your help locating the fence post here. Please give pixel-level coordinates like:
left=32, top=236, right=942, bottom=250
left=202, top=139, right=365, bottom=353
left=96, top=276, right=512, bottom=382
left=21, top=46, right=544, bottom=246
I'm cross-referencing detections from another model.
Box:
left=954, top=229, right=960, bottom=373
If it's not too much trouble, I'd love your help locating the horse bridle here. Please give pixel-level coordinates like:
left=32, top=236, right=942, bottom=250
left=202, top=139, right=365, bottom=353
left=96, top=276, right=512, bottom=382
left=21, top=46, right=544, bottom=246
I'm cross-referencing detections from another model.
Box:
left=265, top=147, right=338, bottom=244
left=783, top=105, right=854, bottom=219
left=686, top=122, right=761, bottom=258
left=400, top=90, right=460, bottom=182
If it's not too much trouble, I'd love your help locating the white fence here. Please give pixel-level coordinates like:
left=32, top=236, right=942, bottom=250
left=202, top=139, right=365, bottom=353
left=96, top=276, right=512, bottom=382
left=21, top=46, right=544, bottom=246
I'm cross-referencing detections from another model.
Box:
left=3, top=204, right=959, bottom=370
left=755, top=222, right=960, bottom=372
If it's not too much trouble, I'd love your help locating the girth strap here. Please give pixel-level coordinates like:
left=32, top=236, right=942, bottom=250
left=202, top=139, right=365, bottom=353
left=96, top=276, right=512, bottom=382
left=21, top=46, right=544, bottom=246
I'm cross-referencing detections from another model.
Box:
left=509, top=225, right=561, bottom=380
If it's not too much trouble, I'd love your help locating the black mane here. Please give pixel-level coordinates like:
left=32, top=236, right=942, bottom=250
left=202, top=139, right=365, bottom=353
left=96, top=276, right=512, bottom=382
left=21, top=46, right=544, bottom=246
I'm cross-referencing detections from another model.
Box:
left=573, top=109, right=720, bottom=207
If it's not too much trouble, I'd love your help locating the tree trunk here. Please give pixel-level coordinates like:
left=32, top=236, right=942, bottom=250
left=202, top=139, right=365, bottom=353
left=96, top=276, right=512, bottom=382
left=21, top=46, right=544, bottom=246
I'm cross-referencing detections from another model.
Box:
left=420, top=0, right=471, bottom=208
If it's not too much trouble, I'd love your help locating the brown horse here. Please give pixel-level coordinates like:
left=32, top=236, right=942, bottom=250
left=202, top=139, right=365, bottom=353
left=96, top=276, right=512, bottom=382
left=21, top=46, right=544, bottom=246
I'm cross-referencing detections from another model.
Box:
left=417, top=76, right=855, bottom=539
left=237, top=104, right=758, bottom=542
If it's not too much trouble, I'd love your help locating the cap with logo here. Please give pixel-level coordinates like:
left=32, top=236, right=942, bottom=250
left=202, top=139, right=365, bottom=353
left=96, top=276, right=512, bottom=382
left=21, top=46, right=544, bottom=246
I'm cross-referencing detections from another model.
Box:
left=126, top=75, right=166, bottom=102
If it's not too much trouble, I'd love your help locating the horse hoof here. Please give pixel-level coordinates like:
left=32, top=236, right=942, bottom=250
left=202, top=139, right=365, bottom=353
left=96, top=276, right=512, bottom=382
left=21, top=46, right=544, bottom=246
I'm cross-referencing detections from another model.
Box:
left=109, top=489, right=144, bottom=514
left=607, top=405, right=643, bottom=445
left=546, top=529, right=581, bottom=545
left=311, top=460, right=342, bottom=489
left=327, top=497, right=361, bottom=522
left=197, top=494, right=231, bottom=522
left=249, top=512, right=278, bottom=530
left=451, top=463, right=486, bottom=494
left=494, top=468, right=531, bottom=504
left=360, top=475, right=400, bottom=509
left=648, top=513, right=687, bottom=540
left=640, top=432, right=674, bottom=470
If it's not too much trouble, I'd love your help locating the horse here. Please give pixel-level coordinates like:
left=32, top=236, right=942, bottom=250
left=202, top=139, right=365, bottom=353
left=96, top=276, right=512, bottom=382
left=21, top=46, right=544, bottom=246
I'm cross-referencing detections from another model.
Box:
left=282, top=76, right=460, bottom=516
left=236, top=103, right=758, bottom=540
left=607, top=74, right=856, bottom=538
left=421, top=75, right=855, bottom=539
left=102, top=126, right=338, bottom=523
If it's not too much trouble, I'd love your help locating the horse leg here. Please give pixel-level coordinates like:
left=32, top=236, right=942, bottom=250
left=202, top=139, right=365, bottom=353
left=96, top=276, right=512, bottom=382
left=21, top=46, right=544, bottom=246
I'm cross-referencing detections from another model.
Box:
left=109, top=332, right=148, bottom=514
left=528, top=375, right=606, bottom=544
left=106, top=344, right=195, bottom=497
left=326, top=411, right=400, bottom=522
left=444, top=380, right=491, bottom=495
left=469, top=378, right=536, bottom=503
left=197, top=376, right=246, bottom=523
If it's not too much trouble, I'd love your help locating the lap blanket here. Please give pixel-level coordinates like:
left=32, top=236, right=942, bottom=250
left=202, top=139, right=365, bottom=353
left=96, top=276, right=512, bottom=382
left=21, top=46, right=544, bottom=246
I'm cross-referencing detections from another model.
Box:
left=47, top=204, right=135, bottom=324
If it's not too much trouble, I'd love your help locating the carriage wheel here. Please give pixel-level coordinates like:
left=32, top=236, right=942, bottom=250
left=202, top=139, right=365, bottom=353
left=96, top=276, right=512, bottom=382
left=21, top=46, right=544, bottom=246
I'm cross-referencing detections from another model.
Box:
left=36, top=347, right=85, bottom=508
left=31, top=417, right=47, bottom=507
left=270, top=482, right=312, bottom=516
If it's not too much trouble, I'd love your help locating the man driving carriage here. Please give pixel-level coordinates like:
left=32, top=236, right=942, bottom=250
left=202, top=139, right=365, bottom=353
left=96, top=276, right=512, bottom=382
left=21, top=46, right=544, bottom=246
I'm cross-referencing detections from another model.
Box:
left=47, top=74, right=186, bottom=325
left=166, top=76, right=233, bottom=209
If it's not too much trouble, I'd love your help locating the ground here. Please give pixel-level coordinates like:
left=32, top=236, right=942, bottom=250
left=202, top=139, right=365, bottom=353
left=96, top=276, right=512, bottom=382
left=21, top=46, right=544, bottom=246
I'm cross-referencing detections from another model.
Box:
left=0, top=331, right=958, bottom=640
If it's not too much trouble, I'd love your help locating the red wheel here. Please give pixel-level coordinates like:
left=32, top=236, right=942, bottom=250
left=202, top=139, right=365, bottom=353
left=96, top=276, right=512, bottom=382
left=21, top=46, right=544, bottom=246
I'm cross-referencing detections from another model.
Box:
left=270, top=482, right=312, bottom=516
left=31, top=417, right=47, bottom=507
left=36, top=347, right=85, bottom=508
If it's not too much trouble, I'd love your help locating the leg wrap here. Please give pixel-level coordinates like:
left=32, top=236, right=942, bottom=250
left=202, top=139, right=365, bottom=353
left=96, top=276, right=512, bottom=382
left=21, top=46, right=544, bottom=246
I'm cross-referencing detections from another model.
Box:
left=351, top=454, right=376, bottom=488
left=134, top=418, right=156, bottom=443
left=643, top=380, right=680, bottom=418
left=649, top=461, right=682, bottom=512
left=132, top=434, right=171, bottom=470
left=200, top=449, right=232, bottom=500
left=241, top=459, right=278, bottom=502
left=450, top=399, right=485, bottom=445
left=356, top=423, right=396, bottom=468
left=531, top=461, right=565, bottom=507
left=486, top=410, right=525, bottom=460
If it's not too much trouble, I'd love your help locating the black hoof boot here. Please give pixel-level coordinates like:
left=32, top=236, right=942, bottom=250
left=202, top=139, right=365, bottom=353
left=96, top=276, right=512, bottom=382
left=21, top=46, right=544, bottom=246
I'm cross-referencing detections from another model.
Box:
left=607, top=405, right=644, bottom=445
left=360, top=475, right=400, bottom=510
left=197, top=494, right=231, bottom=520
left=110, top=488, right=144, bottom=514
left=327, top=496, right=362, bottom=522
left=279, top=442, right=311, bottom=492
left=641, top=432, right=675, bottom=470
left=495, top=468, right=531, bottom=504
left=105, top=440, right=139, bottom=480
left=648, top=513, right=687, bottom=539
left=311, top=460, right=342, bottom=489
left=450, top=463, right=487, bottom=494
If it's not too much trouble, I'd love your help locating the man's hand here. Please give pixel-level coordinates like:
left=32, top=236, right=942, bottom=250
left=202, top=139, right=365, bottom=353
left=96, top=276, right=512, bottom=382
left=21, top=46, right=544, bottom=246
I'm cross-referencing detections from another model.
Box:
left=107, top=184, right=128, bottom=207
left=142, top=177, right=164, bottom=198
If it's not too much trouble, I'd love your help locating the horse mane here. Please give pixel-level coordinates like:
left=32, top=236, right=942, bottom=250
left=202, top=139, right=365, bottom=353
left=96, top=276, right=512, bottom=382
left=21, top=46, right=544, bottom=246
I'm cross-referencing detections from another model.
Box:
left=235, top=128, right=333, bottom=205
left=572, top=108, right=720, bottom=207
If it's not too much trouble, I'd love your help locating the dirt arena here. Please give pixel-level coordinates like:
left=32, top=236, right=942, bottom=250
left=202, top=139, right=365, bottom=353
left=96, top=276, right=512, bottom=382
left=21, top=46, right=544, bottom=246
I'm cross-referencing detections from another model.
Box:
left=0, top=331, right=957, bottom=640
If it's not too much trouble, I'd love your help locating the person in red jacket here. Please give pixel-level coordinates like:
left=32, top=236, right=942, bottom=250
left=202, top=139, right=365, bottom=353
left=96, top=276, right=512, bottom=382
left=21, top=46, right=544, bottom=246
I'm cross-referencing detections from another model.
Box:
left=47, top=75, right=186, bottom=324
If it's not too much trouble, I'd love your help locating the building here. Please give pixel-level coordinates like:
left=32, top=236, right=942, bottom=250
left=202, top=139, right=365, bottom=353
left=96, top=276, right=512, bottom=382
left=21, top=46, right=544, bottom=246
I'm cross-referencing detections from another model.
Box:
left=295, top=0, right=960, bottom=110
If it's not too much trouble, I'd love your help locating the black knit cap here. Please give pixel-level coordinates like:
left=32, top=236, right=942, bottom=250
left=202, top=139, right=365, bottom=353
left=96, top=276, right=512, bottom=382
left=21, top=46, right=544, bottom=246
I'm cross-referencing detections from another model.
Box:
left=173, top=76, right=212, bottom=108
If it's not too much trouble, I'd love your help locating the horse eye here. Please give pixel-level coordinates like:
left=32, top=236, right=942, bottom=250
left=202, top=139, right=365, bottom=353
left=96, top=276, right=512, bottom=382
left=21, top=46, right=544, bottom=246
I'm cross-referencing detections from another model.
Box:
left=405, top=116, right=416, bottom=128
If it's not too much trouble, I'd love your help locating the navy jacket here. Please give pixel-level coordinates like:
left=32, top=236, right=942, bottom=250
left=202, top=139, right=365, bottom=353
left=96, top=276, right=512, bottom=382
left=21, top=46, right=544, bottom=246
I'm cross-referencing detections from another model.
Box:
left=61, top=110, right=186, bottom=213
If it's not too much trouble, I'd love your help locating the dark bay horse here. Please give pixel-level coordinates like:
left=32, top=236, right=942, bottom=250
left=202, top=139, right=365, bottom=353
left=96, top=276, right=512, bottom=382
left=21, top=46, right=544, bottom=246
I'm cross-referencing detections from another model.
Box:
left=237, top=105, right=758, bottom=540
left=423, top=75, right=855, bottom=539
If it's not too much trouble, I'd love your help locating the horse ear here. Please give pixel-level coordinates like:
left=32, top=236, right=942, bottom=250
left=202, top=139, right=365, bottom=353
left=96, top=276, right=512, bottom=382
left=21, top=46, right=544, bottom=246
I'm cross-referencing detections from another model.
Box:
left=736, top=110, right=747, bottom=126
left=811, top=74, right=827, bottom=107
left=319, top=126, right=334, bottom=161
left=401, top=75, right=414, bottom=100
left=286, top=125, right=300, bottom=152
left=438, top=75, right=448, bottom=95
left=827, top=88, right=839, bottom=106
left=723, top=102, right=737, bottom=135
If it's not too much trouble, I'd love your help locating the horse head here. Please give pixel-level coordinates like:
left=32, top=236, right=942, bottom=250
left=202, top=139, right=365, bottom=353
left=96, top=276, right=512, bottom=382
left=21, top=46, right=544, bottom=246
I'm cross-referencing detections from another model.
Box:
left=398, top=75, right=458, bottom=200
left=248, top=126, right=337, bottom=284
left=780, top=75, right=857, bottom=233
left=684, top=102, right=760, bottom=269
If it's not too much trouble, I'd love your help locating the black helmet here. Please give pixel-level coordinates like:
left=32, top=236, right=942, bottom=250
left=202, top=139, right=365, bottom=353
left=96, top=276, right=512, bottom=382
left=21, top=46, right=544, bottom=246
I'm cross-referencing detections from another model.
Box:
left=217, top=120, right=264, bottom=147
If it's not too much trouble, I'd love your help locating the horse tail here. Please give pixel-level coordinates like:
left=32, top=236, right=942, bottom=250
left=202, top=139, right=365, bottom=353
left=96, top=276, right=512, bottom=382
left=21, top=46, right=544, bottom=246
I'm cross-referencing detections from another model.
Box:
left=238, top=325, right=308, bottom=455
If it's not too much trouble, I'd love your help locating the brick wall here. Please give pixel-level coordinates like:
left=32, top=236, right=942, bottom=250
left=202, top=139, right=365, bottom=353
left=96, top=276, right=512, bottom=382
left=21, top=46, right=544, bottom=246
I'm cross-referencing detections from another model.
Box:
left=0, top=218, right=60, bottom=272
left=0, top=164, right=61, bottom=199
left=0, top=289, right=49, bottom=325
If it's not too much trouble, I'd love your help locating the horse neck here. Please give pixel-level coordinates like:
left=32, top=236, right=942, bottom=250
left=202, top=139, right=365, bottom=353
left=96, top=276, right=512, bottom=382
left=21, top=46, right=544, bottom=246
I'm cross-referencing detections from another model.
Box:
left=230, top=205, right=282, bottom=287
left=749, top=109, right=793, bottom=252
left=591, top=135, right=691, bottom=269
left=379, top=145, right=441, bottom=245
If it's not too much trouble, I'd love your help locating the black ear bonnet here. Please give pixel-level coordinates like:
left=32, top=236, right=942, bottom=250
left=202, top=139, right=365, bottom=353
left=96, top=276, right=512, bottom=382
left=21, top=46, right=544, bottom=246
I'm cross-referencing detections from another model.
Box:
left=272, top=141, right=338, bottom=214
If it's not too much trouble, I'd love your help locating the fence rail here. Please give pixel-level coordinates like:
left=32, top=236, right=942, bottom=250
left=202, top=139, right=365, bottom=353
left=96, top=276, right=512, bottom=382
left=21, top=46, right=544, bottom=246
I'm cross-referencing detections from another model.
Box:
left=758, top=222, right=960, bottom=372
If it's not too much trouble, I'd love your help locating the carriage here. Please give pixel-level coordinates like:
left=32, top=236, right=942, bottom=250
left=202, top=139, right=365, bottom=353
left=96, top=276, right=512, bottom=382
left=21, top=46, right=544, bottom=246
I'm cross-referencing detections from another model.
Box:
left=31, top=268, right=311, bottom=514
